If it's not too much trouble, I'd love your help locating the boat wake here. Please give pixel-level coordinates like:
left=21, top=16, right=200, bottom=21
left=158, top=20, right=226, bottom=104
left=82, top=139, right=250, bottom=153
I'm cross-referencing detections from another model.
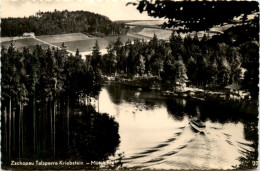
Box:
left=121, top=122, right=255, bottom=170
left=122, top=125, right=195, bottom=168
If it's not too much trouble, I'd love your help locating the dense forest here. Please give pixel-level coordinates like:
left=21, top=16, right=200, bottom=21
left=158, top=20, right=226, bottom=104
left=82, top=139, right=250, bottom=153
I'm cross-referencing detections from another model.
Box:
left=1, top=10, right=126, bottom=37
left=1, top=44, right=120, bottom=169
left=91, top=23, right=258, bottom=99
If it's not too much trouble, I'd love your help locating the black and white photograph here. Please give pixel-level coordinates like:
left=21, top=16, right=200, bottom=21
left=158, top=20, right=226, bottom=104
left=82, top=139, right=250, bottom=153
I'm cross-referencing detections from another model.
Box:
left=1, top=0, right=259, bottom=170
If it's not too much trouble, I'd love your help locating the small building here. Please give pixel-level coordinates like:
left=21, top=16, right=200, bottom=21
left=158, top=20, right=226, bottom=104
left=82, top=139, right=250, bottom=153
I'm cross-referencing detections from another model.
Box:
left=23, top=32, right=35, bottom=38
left=225, top=83, right=241, bottom=93
left=225, top=83, right=245, bottom=100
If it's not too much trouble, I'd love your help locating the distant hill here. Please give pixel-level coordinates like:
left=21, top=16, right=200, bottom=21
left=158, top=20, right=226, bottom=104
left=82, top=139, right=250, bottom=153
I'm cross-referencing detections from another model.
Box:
left=1, top=10, right=126, bottom=37
left=116, top=20, right=167, bottom=29
left=208, top=17, right=259, bottom=46
left=115, top=20, right=159, bottom=23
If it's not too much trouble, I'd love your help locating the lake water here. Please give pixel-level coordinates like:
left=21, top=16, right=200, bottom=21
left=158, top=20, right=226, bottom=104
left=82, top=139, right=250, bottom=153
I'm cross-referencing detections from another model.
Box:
left=93, top=82, right=257, bottom=170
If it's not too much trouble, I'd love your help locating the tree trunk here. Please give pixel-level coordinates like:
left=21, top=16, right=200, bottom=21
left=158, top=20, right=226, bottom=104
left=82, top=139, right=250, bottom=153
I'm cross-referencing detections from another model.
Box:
left=5, top=107, right=7, bottom=153
left=117, top=66, right=119, bottom=76
left=44, top=102, right=47, bottom=152
left=19, top=101, right=21, bottom=158
left=54, top=98, right=56, bottom=157
left=21, top=104, right=24, bottom=158
left=9, top=98, right=11, bottom=158
left=50, top=101, right=53, bottom=153
left=33, top=88, right=36, bottom=154
left=38, top=101, right=42, bottom=158
left=67, top=96, right=70, bottom=148
left=13, top=109, right=15, bottom=152
left=158, top=64, right=160, bottom=78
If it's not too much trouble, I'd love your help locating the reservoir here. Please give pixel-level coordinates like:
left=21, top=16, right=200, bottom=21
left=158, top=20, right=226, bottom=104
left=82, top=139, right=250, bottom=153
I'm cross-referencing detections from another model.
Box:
left=94, top=82, right=257, bottom=170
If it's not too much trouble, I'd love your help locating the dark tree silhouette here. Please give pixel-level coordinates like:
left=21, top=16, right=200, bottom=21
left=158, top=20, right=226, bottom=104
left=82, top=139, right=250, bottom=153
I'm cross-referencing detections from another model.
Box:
left=1, top=43, right=119, bottom=169
left=128, top=1, right=258, bottom=31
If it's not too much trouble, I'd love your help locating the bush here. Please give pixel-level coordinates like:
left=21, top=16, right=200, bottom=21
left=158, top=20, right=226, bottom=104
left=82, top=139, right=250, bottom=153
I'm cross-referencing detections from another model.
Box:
left=69, top=105, right=120, bottom=162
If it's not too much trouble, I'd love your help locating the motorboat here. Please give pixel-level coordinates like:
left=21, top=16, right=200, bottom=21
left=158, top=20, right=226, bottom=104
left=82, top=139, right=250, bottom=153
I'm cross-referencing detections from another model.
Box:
left=189, top=118, right=206, bottom=133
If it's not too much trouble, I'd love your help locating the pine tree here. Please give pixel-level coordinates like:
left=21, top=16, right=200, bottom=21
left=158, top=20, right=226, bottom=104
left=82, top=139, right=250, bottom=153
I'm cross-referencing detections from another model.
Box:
left=170, top=31, right=184, bottom=57
left=106, top=42, right=116, bottom=74
left=92, top=40, right=101, bottom=70
left=174, top=57, right=188, bottom=85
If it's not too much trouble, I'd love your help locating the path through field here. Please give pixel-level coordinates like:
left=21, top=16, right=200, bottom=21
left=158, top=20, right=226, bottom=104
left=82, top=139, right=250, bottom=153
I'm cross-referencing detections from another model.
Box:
left=33, top=36, right=108, bottom=59
left=33, top=37, right=76, bottom=55
left=126, top=32, right=151, bottom=40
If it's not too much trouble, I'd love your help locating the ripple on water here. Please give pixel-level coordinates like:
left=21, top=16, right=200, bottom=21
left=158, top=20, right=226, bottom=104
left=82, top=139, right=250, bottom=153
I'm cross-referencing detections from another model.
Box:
left=144, top=157, right=164, bottom=164
left=126, top=155, right=146, bottom=160
left=100, top=85, right=256, bottom=170
left=139, top=149, right=159, bottom=155
left=155, top=143, right=169, bottom=149
left=165, top=137, right=176, bottom=143
left=122, top=121, right=254, bottom=170
left=161, top=150, right=178, bottom=157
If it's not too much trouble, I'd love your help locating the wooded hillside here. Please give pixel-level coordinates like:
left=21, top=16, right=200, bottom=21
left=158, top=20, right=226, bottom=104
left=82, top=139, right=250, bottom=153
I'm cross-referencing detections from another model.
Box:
left=1, top=10, right=126, bottom=37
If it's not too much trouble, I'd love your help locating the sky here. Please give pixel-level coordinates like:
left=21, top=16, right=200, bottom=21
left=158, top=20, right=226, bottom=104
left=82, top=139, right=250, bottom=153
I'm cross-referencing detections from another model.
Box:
left=1, top=0, right=160, bottom=21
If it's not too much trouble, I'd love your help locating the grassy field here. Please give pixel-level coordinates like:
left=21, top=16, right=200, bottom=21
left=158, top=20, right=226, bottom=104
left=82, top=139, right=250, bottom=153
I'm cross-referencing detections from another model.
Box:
left=137, top=28, right=221, bottom=41
left=2, top=38, right=48, bottom=51
left=1, top=30, right=206, bottom=53
left=137, top=28, right=172, bottom=40
left=1, top=20, right=234, bottom=52
left=209, top=24, right=234, bottom=34
left=36, top=33, right=92, bottom=44
left=1, top=26, right=222, bottom=54
left=125, top=20, right=232, bottom=40
left=2, top=37, right=17, bottom=42
left=125, top=20, right=166, bottom=27
left=53, top=35, right=138, bottom=53
left=2, top=33, right=141, bottom=54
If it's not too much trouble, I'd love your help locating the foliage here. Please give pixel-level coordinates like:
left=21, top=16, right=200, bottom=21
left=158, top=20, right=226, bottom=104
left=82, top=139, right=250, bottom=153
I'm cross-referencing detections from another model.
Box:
left=69, top=105, right=120, bottom=162
left=1, top=42, right=118, bottom=167
left=237, top=120, right=258, bottom=169
left=98, top=29, right=258, bottom=99
left=2, top=10, right=126, bottom=37
left=208, top=16, right=259, bottom=46
left=91, top=40, right=102, bottom=69
left=173, top=58, right=188, bottom=84
left=240, top=41, right=259, bottom=99
left=129, top=1, right=259, bottom=32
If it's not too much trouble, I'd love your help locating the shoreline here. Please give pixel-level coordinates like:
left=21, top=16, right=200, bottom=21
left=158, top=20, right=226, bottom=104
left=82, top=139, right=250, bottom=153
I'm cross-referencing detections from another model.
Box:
left=102, top=75, right=258, bottom=116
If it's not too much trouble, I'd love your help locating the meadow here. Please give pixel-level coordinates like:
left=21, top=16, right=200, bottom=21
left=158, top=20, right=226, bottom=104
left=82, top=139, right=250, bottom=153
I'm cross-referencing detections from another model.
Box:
left=2, top=38, right=49, bottom=51
left=209, top=24, right=234, bottom=34
left=126, top=20, right=235, bottom=40
left=52, top=35, right=138, bottom=53
left=126, top=20, right=166, bottom=27
left=2, top=33, right=140, bottom=54
left=36, top=33, right=93, bottom=44
left=137, top=28, right=172, bottom=40
left=2, top=37, right=17, bottom=42
left=136, top=28, right=222, bottom=40
left=2, top=21, right=232, bottom=53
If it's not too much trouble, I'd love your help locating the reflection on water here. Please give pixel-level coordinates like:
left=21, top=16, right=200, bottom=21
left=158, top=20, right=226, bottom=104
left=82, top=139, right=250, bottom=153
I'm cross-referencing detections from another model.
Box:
left=96, top=83, right=257, bottom=170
